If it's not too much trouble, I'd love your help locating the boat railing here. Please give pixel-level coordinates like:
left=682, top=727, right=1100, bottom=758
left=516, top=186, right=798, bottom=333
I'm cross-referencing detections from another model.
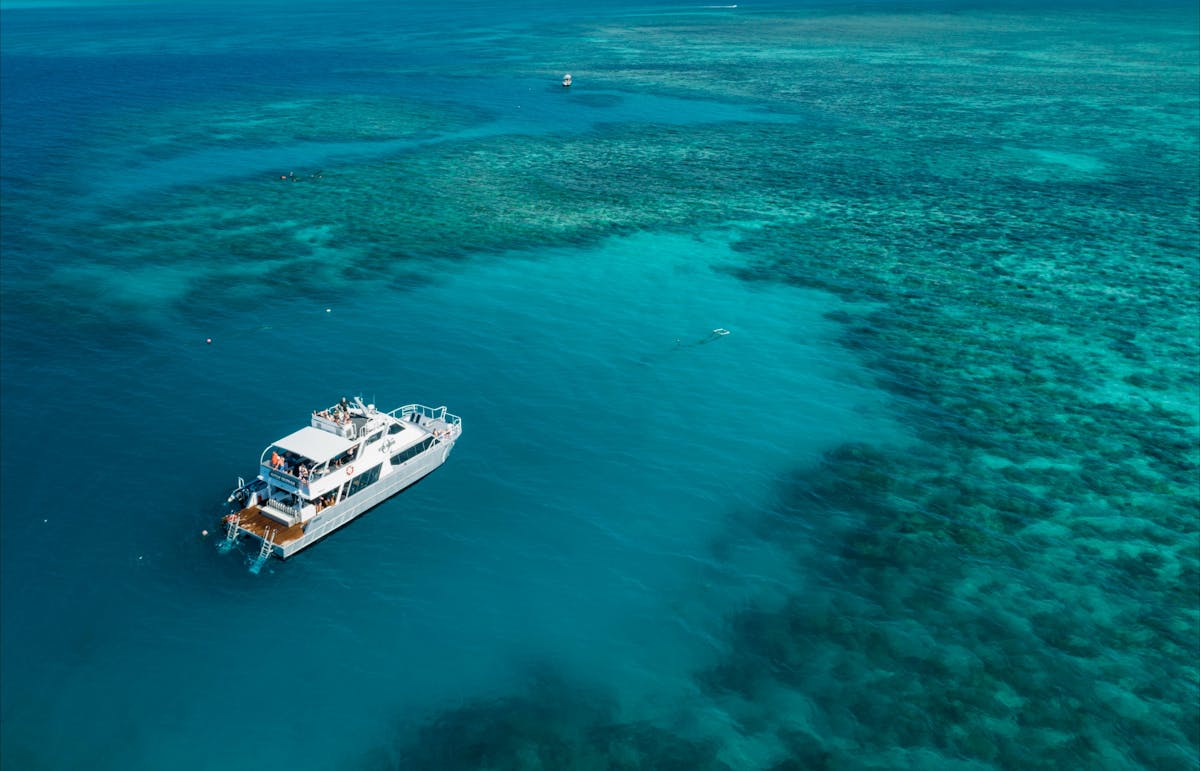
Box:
left=312, top=412, right=356, bottom=439
left=262, top=455, right=351, bottom=488
left=391, top=404, right=462, bottom=427
left=264, top=498, right=301, bottom=519
left=264, top=461, right=307, bottom=485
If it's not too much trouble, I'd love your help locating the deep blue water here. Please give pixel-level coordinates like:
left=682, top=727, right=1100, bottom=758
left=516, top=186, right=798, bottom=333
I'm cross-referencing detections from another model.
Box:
left=2, top=1, right=1197, bottom=769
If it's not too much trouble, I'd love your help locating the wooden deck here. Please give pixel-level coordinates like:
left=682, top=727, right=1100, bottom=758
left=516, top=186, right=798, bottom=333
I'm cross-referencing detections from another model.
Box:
left=234, top=505, right=306, bottom=546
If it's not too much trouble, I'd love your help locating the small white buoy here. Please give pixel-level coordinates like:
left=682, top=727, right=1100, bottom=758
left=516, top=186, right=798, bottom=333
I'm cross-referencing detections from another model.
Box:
left=562, top=73, right=573, bottom=87
left=206, top=337, right=212, bottom=344
left=43, top=519, right=48, bottom=523
left=325, top=308, right=331, bottom=313
left=201, top=529, right=209, bottom=537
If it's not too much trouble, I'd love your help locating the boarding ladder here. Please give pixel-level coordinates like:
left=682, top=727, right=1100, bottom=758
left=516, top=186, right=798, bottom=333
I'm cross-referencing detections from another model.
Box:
left=218, top=514, right=241, bottom=554
left=250, top=528, right=276, bottom=574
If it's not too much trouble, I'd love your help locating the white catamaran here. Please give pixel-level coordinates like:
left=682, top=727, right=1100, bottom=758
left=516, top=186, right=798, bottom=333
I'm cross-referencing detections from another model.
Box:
left=221, top=397, right=461, bottom=568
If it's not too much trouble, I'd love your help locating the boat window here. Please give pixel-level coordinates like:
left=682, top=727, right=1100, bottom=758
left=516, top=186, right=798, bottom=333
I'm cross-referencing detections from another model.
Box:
left=390, top=436, right=435, bottom=466
left=346, top=464, right=382, bottom=498
left=366, top=431, right=383, bottom=445
left=388, top=423, right=405, bottom=435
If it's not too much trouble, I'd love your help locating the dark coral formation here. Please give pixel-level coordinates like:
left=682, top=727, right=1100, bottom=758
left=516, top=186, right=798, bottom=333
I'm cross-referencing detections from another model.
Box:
left=701, top=437, right=1198, bottom=768
left=363, top=672, right=731, bottom=771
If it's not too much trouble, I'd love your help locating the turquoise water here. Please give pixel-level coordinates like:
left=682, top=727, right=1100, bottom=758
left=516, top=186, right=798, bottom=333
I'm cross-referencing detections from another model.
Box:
left=1, top=1, right=1197, bottom=769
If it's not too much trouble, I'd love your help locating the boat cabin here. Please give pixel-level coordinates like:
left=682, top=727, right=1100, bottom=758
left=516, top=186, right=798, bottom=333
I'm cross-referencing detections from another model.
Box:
left=249, top=399, right=422, bottom=527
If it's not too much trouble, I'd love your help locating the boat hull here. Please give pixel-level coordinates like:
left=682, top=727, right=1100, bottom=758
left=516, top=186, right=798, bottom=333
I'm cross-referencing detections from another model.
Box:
left=266, top=440, right=452, bottom=559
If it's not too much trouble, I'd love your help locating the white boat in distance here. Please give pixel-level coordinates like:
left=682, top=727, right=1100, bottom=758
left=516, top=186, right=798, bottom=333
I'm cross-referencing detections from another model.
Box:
left=221, top=397, right=461, bottom=567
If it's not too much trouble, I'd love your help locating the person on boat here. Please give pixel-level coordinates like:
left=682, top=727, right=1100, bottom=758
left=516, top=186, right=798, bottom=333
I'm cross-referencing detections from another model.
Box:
left=271, top=451, right=284, bottom=470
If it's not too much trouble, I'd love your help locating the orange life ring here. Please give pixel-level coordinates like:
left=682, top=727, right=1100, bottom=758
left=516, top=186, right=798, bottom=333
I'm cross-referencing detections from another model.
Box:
left=345, top=465, right=355, bottom=477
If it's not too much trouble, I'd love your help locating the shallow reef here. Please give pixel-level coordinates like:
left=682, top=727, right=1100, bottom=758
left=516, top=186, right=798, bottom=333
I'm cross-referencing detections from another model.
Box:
left=353, top=8, right=1198, bottom=769
left=361, top=670, right=731, bottom=771
left=699, top=433, right=1198, bottom=768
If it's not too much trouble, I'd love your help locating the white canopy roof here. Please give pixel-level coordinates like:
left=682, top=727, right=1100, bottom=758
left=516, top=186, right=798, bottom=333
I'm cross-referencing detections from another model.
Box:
left=273, top=426, right=353, bottom=463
